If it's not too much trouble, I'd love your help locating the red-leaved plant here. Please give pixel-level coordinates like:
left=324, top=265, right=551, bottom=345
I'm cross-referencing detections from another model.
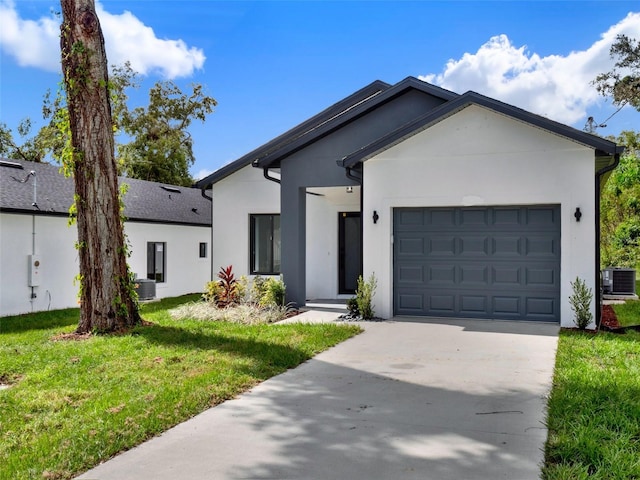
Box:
left=216, top=265, right=240, bottom=307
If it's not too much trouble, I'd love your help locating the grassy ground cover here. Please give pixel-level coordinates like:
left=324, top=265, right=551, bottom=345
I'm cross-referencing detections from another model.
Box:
left=612, top=299, right=640, bottom=327
left=543, top=329, right=640, bottom=479
left=0, top=295, right=360, bottom=480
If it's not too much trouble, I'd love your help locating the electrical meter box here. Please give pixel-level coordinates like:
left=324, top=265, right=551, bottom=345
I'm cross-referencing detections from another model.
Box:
left=28, top=255, right=41, bottom=287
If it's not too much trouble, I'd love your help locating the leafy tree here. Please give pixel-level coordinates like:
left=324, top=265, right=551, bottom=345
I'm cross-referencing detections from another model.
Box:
left=117, top=80, right=216, bottom=186
left=600, top=131, right=640, bottom=268
left=2, top=61, right=215, bottom=187
left=594, top=34, right=640, bottom=109
left=0, top=119, right=49, bottom=162
left=60, top=0, right=140, bottom=333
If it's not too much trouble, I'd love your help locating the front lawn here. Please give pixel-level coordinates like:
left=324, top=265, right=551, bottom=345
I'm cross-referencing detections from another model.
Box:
left=0, top=295, right=360, bottom=480
left=543, top=329, right=640, bottom=479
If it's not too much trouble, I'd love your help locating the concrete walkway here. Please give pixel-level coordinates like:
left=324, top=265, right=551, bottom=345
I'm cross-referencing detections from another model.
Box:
left=77, top=317, right=558, bottom=480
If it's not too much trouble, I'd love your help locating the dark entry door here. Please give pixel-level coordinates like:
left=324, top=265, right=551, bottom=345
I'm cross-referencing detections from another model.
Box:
left=339, top=212, right=362, bottom=294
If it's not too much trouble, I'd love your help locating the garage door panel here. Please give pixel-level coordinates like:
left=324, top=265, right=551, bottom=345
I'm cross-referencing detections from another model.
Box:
left=429, top=209, right=456, bottom=227
left=428, top=236, right=456, bottom=255
left=493, top=266, right=521, bottom=285
left=492, top=208, right=521, bottom=225
left=429, top=294, right=456, bottom=313
left=526, top=297, right=556, bottom=317
left=394, top=205, right=560, bottom=322
left=526, top=237, right=559, bottom=257
left=492, top=236, right=522, bottom=256
left=397, top=292, right=424, bottom=311
left=526, top=267, right=556, bottom=286
left=461, top=209, right=489, bottom=226
left=428, top=265, right=456, bottom=284
left=460, top=295, right=487, bottom=314
left=493, top=296, right=521, bottom=315
left=460, top=265, right=488, bottom=286
left=397, top=265, right=424, bottom=283
left=526, top=207, right=558, bottom=227
left=397, top=236, right=425, bottom=256
left=460, top=236, right=490, bottom=256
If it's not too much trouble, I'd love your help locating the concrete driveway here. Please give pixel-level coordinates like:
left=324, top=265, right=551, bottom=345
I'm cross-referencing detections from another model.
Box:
left=77, top=317, right=558, bottom=480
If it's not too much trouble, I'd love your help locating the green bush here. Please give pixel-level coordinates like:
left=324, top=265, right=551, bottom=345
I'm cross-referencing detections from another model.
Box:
left=202, top=280, right=222, bottom=304
left=260, top=277, right=286, bottom=307
left=346, top=297, right=359, bottom=316
left=569, top=277, right=593, bottom=330
left=356, top=273, right=377, bottom=320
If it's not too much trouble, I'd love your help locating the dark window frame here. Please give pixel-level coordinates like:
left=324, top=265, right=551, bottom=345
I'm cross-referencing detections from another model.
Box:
left=147, top=241, right=166, bottom=283
left=249, top=214, right=281, bottom=275
left=199, top=242, right=208, bottom=258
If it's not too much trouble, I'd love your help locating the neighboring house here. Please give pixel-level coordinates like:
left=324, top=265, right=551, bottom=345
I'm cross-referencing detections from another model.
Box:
left=0, top=159, right=212, bottom=316
left=196, top=76, right=622, bottom=328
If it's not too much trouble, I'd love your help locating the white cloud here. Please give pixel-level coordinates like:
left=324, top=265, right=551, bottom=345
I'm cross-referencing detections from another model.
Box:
left=0, top=0, right=60, bottom=71
left=0, top=0, right=205, bottom=78
left=419, top=12, right=640, bottom=125
left=193, top=168, right=214, bottom=182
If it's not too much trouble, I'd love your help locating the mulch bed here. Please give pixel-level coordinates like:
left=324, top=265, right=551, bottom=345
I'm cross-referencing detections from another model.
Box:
left=600, top=304, right=622, bottom=329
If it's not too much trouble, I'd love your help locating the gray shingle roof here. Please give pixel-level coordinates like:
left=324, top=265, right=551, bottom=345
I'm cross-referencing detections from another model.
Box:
left=0, top=159, right=211, bottom=227
left=194, top=80, right=392, bottom=189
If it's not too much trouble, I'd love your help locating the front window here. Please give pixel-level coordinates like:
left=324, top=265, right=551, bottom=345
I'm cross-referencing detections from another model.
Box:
left=147, top=242, right=166, bottom=283
left=250, top=214, right=280, bottom=274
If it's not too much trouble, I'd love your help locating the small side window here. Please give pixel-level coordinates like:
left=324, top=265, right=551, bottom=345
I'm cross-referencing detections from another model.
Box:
left=199, top=242, right=207, bottom=258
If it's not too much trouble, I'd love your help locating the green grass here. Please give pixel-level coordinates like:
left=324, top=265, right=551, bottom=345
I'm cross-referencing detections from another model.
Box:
left=612, top=299, right=640, bottom=327
left=543, top=329, right=640, bottom=479
left=0, top=295, right=361, bottom=480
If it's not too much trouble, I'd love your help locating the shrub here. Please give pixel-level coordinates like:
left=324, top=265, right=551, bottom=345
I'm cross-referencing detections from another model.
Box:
left=250, top=275, right=266, bottom=304
left=346, top=297, right=359, bottom=316
left=202, top=280, right=222, bottom=304
left=356, top=273, right=377, bottom=320
left=260, top=277, right=286, bottom=307
left=569, top=277, right=593, bottom=330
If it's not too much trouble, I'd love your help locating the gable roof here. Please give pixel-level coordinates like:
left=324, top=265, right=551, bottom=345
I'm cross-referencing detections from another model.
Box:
left=254, top=77, right=459, bottom=170
left=194, top=80, right=392, bottom=189
left=340, top=90, right=623, bottom=168
left=0, top=159, right=211, bottom=227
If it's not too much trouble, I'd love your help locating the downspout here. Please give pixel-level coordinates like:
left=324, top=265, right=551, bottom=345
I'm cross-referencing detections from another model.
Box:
left=263, top=167, right=281, bottom=184
left=30, top=171, right=37, bottom=309
left=595, top=152, right=621, bottom=329
left=199, top=185, right=213, bottom=281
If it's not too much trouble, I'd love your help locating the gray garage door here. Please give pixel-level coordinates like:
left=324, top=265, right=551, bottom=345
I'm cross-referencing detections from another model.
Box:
left=393, top=206, right=560, bottom=321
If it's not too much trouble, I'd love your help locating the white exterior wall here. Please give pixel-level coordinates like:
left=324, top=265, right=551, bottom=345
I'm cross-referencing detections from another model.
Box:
left=306, top=187, right=360, bottom=299
left=125, top=222, right=211, bottom=299
left=1, top=212, right=211, bottom=316
left=0, top=213, right=79, bottom=315
left=363, top=105, right=596, bottom=327
left=211, top=165, right=280, bottom=278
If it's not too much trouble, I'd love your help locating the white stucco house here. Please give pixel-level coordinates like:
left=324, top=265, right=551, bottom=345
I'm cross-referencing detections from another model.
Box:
left=0, top=159, right=212, bottom=316
left=196, top=77, right=622, bottom=328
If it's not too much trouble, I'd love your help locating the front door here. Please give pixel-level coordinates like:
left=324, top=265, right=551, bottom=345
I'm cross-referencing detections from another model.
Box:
left=338, top=212, right=362, bottom=294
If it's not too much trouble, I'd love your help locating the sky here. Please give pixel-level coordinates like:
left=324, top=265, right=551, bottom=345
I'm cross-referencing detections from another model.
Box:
left=1, top=1, right=639, bottom=182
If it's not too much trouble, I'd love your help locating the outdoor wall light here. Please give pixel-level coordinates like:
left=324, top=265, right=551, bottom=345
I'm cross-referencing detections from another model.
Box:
left=574, top=207, right=582, bottom=222
left=373, top=210, right=379, bottom=224
left=346, top=186, right=353, bottom=193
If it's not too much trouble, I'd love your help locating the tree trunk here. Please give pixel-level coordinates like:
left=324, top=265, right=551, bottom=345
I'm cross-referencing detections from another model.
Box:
left=60, top=0, right=140, bottom=333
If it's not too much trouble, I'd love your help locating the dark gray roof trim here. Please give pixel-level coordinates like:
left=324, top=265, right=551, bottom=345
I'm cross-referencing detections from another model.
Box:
left=1, top=159, right=211, bottom=226
left=341, top=91, right=622, bottom=168
left=255, top=76, right=459, bottom=169
left=194, top=80, right=392, bottom=189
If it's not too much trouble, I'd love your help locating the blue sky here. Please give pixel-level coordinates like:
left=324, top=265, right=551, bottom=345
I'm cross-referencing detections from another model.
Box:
left=1, top=1, right=639, bottom=181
